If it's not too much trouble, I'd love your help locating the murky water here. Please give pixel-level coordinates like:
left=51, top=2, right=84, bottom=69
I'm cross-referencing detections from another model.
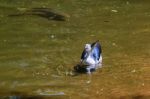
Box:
left=0, top=0, right=150, bottom=99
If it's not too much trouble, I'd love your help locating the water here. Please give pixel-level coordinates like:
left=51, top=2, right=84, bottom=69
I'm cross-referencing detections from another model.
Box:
left=0, top=0, right=150, bottom=99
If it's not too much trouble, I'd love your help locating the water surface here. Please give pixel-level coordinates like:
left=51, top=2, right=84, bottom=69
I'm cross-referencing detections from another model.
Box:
left=0, top=0, right=150, bottom=98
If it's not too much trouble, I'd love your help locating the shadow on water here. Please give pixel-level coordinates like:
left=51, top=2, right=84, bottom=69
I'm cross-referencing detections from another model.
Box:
left=73, top=64, right=95, bottom=74
left=8, top=8, right=70, bottom=21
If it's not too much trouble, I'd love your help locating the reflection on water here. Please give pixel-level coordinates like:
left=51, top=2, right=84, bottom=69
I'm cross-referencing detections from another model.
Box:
left=0, top=0, right=150, bottom=99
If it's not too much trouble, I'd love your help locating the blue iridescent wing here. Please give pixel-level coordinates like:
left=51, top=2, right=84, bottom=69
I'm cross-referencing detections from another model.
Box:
left=91, top=42, right=102, bottom=60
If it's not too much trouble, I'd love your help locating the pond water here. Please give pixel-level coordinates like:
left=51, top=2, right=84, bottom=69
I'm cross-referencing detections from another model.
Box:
left=0, top=0, right=150, bottom=99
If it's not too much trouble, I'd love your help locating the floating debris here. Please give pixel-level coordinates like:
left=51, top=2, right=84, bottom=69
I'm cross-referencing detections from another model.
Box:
left=51, top=35, right=55, bottom=39
left=86, top=80, right=91, bottom=84
left=131, top=69, right=136, bottom=73
left=111, top=9, right=118, bottom=13
left=112, top=42, right=117, bottom=47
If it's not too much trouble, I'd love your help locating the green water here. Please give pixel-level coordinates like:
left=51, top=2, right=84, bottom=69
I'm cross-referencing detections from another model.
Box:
left=0, top=0, right=150, bottom=98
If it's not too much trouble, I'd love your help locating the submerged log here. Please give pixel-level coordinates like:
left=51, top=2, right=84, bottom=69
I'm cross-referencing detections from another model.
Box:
left=9, top=7, right=70, bottom=21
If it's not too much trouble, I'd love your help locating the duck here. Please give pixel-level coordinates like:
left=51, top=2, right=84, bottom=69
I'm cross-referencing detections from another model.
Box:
left=80, top=40, right=102, bottom=74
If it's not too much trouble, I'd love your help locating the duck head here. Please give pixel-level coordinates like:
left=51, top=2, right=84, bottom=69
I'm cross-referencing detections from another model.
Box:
left=85, top=44, right=91, bottom=52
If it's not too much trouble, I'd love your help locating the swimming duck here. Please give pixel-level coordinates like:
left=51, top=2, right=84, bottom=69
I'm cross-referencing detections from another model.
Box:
left=80, top=41, right=102, bottom=74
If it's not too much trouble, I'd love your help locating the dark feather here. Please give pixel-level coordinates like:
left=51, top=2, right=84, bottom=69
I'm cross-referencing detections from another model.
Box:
left=81, top=50, right=86, bottom=60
